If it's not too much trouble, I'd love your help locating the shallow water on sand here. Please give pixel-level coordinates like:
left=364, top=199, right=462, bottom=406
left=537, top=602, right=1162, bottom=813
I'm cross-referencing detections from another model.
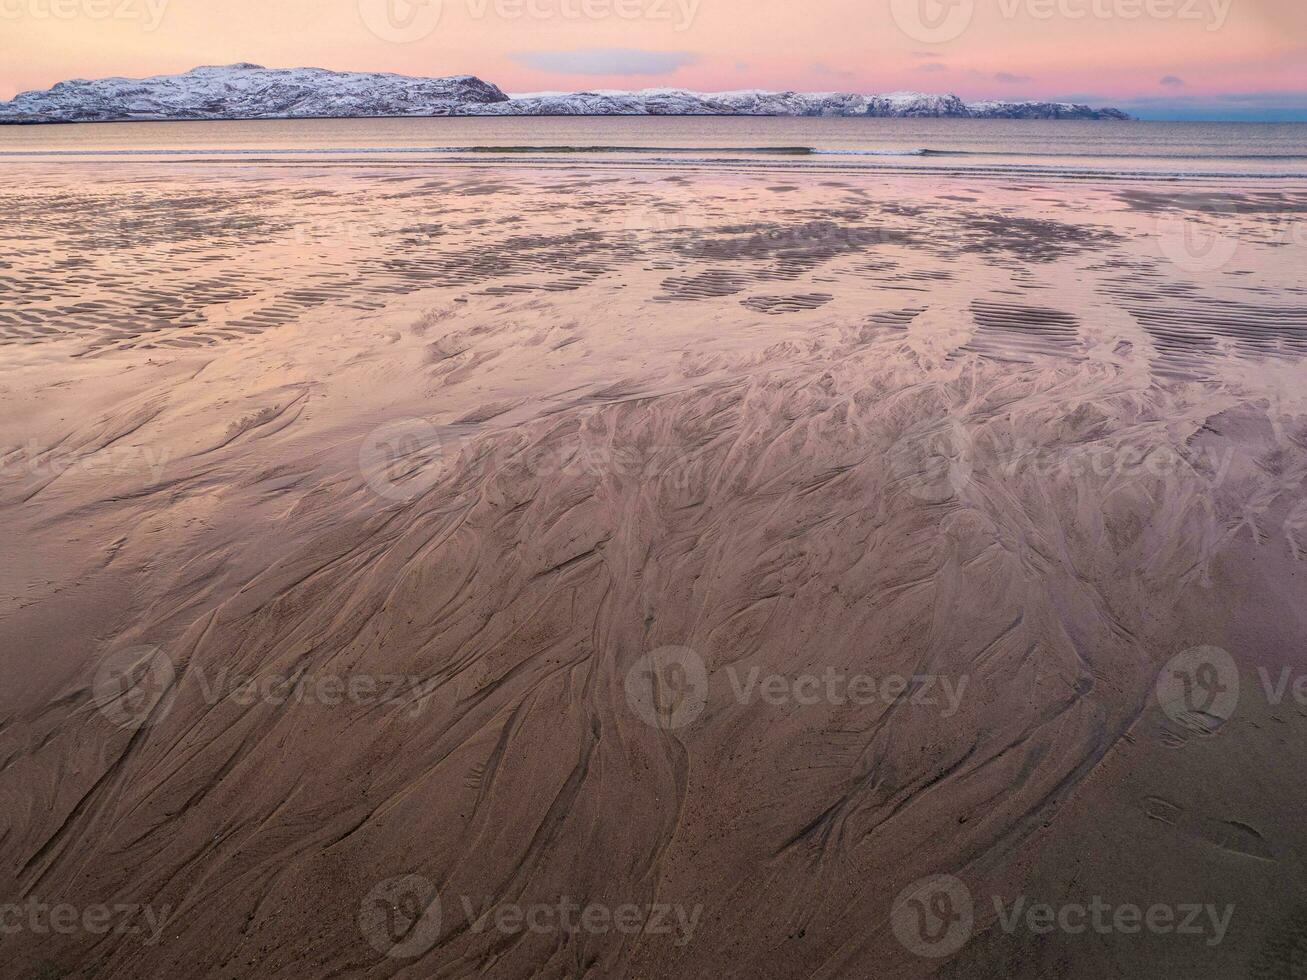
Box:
left=1, top=163, right=1304, bottom=376
left=4, top=116, right=1307, bottom=177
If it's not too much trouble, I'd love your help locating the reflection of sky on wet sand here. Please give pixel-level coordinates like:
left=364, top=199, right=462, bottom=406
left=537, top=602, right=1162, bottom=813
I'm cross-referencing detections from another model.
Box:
left=0, top=161, right=1302, bottom=380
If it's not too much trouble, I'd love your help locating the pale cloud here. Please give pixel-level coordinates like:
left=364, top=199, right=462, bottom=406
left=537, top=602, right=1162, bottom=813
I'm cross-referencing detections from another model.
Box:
left=511, top=49, right=697, bottom=76
left=810, top=62, right=855, bottom=78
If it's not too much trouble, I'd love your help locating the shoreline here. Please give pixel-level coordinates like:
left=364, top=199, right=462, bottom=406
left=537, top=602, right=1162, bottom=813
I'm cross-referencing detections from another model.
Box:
left=2, top=154, right=1304, bottom=182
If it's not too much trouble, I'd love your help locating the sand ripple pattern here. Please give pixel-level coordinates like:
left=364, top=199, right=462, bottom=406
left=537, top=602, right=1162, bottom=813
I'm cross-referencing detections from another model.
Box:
left=1, top=164, right=1306, bottom=979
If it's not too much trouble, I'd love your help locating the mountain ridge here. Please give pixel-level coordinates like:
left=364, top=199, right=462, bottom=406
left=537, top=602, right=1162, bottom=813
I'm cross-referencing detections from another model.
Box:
left=0, top=64, right=1133, bottom=123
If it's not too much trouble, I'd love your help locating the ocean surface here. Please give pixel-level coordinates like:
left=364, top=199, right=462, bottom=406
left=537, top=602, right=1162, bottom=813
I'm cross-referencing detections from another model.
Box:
left=2, top=116, right=1307, bottom=179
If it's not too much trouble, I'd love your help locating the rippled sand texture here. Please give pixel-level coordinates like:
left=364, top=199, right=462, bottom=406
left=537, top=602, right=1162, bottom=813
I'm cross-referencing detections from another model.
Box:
left=2, top=163, right=1307, bottom=979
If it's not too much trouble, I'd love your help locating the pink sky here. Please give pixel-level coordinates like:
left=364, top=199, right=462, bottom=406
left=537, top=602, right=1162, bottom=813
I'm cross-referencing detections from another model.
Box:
left=2, top=0, right=1305, bottom=116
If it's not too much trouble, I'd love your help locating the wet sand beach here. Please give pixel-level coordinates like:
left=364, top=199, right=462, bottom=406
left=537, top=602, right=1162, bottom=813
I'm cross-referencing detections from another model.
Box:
left=2, top=160, right=1307, bottom=978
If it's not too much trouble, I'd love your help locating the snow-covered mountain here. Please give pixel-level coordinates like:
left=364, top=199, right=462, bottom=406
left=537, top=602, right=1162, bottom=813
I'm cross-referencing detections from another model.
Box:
left=0, top=64, right=1131, bottom=123
left=483, top=89, right=1128, bottom=119
left=964, top=99, right=1130, bottom=120
left=480, top=89, right=979, bottom=117
left=0, top=64, right=510, bottom=123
